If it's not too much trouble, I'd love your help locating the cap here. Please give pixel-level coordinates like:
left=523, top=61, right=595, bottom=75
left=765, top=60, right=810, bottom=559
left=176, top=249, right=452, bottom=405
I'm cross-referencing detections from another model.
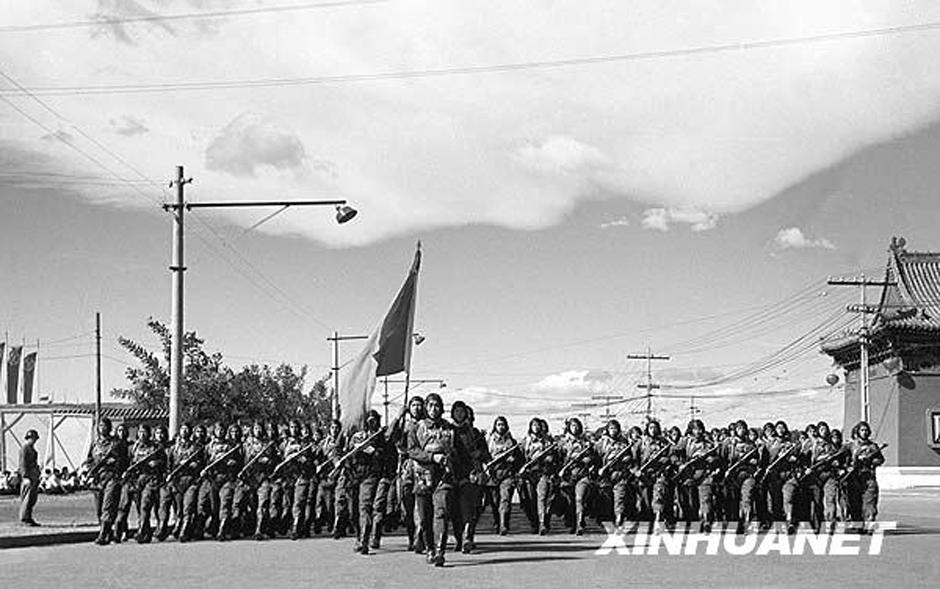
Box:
left=25, top=429, right=39, bottom=440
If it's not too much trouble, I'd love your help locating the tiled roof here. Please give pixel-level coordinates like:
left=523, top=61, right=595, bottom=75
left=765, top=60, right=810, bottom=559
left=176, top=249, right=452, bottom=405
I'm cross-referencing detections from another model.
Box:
left=873, top=239, right=940, bottom=333
left=0, top=402, right=167, bottom=421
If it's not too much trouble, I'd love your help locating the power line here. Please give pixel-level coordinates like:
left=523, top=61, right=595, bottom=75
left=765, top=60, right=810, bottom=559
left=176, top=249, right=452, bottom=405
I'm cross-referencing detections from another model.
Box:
left=4, top=19, right=940, bottom=97
left=0, top=0, right=387, bottom=34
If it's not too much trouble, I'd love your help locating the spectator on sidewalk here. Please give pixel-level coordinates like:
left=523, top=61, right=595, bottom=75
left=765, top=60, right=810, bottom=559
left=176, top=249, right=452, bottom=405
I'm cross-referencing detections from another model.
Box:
left=19, top=429, right=42, bottom=526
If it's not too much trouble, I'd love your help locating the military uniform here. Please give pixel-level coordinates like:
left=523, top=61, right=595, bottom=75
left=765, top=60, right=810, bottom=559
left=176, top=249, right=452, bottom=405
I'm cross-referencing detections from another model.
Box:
left=316, top=431, right=344, bottom=536
left=241, top=435, right=279, bottom=539
left=204, top=436, right=243, bottom=540
left=165, top=435, right=204, bottom=541
left=85, top=433, right=129, bottom=545
left=125, top=438, right=166, bottom=543
left=486, top=431, right=522, bottom=534
left=519, top=433, right=558, bottom=534
left=407, top=415, right=470, bottom=565
left=804, top=436, right=846, bottom=529
left=765, top=435, right=802, bottom=530
left=678, top=436, right=721, bottom=529
left=391, top=413, right=422, bottom=549
left=452, top=421, right=490, bottom=550
left=636, top=435, right=673, bottom=525
left=279, top=435, right=314, bottom=539
left=595, top=432, right=635, bottom=526
left=558, top=431, right=598, bottom=535
left=723, top=435, right=763, bottom=530
left=346, top=426, right=393, bottom=553
left=847, top=438, right=884, bottom=524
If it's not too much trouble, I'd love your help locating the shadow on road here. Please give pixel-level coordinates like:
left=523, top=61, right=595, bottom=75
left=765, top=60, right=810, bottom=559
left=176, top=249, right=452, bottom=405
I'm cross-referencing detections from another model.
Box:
left=447, top=555, right=581, bottom=568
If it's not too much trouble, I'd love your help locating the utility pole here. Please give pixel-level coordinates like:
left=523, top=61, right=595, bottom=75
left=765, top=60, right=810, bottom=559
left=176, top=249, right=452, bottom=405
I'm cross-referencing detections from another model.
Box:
left=628, top=346, right=670, bottom=421
left=828, top=273, right=895, bottom=423
left=167, top=166, right=190, bottom=437
left=591, top=394, right=626, bottom=423
left=688, top=395, right=701, bottom=421
left=95, top=312, right=102, bottom=427
left=163, top=164, right=356, bottom=435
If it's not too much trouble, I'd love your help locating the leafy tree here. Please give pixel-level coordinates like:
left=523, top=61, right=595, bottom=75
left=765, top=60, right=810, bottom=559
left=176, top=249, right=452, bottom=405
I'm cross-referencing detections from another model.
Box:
left=111, top=318, right=330, bottom=425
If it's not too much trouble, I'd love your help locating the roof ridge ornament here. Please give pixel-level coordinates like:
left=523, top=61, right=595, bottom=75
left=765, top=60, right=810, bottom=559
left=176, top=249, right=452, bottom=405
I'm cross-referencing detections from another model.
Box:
left=889, top=235, right=907, bottom=254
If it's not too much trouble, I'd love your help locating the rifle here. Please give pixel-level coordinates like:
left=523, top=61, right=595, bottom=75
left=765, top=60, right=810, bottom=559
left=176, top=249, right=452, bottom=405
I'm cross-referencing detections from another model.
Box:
left=336, top=427, right=386, bottom=469
left=122, top=446, right=164, bottom=482
left=838, top=443, right=888, bottom=484
left=670, top=444, right=720, bottom=482
left=795, top=445, right=851, bottom=484
left=86, top=441, right=124, bottom=480
left=199, top=444, right=241, bottom=480
left=722, top=445, right=760, bottom=480
left=755, top=441, right=801, bottom=484
left=635, top=443, right=671, bottom=479
left=518, top=441, right=559, bottom=476
left=558, top=444, right=594, bottom=479
left=237, top=440, right=277, bottom=481
left=165, top=446, right=203, bottom=484
left=483, top=442, right=519, bottom=474
left=597, top=444, right=632, bottom=478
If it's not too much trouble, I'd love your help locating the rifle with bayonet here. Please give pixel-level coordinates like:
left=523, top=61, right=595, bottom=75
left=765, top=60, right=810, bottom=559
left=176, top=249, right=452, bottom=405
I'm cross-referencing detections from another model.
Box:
left=518, top=441, right=559, bottom=476
left=837, top=443, right=888, bottom=484
left=558, top=444, right=595, bottom=479
left=635, top=443, right=671, bottom=479
left=315, top=427, right=385, bottom=476
left=754, top=440, right=801, bottom=484
left=237, top=440, right=278, bottom=481
left=670, top=444, right=720, bottom=482
left=198, top=444, right=241, bottom=480
left=165, top=446, right=204, bottom=484
left=795, top=445, right=850, bottom=484
left=483, top=442, right=520, bottom=474
left=122, top=446, right=165, bottom=482
left=721, top=445, right=761, bottom=481
left=597, top=443, right=632, bottom=479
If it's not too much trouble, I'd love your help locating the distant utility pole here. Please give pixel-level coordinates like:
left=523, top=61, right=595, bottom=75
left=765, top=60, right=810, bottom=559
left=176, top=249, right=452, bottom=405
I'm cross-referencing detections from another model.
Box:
left=165, top=165, right=357, bottom=436
left=590, top=394, right=626, bottom=423
left=95, top=312, right=102, bottom=427
left=326, top=333, right=369, bottom=421
left=828, top=273, right=895, bottom=423
left=628, top=346, right=670, bottom=421
left=688, top=395, right=701, bottom=421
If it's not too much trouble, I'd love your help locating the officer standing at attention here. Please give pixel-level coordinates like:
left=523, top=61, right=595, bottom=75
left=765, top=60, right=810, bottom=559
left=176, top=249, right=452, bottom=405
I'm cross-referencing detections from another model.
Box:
left=18, top=429, right=41, bottom=526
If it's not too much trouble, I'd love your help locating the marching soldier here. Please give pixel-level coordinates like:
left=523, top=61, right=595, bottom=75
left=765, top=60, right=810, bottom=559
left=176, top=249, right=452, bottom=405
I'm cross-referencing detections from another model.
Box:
left=202, top=423, right=244, bottom=541
left=407, top=392, right=470, bottom=567
left=165, top=422, right=204, bottom=542
left=192, top=423, right=213, bottom=539
left=240, top=421, right=279, bottom=540
left=85, top=417, right=128, bottom=545
left=519, top=417, right=559, bottom=535
left=764, top=421, right=802, bottom=534
left=485, top=415, right=522, bottom=535
left=389, top=396, right=426, bottom=551
left=197, top=422, right=225, bottom=539
left=802, top=421, right=846, bottom=532
left=846, top=420, right=885, bottom=530
left=451, top=402, right=490, bottom=552
left=635, top=419, right=673, bottom=532
left=675, top=419, right=721, bottom=532
left=153, top=425, right=176, bottom=541
left=558, top=417, right=598, bottom=535
left=121, top=424, right=166, bottom=543
left=110, top=423, right=133, bottom=543
left=722, top=420, right=764, bottom=533
left=595, top=419, right=635, bottom=527
left=278, top=420, right=314, bottom=540
left=345, top=409, right=393, bottom=554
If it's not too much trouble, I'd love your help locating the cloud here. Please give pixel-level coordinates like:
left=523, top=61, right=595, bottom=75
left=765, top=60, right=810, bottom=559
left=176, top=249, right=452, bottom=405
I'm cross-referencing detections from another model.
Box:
left=110, top=116, right=149, bottom=136
left=642, top=207, right=719, bottom=232
left=774, top=227, right=836, bottom=250
left=6, top=1, right=940, bottom=246
left=599, top=216, right=630, bottom=229
left=205, top=112, right=310, bottom=178
left=40, top=130, right=75, bottom=144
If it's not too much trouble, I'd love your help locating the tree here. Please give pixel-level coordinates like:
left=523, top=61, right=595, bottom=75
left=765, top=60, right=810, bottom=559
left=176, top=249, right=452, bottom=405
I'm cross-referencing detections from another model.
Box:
left=112, top=318, right=329, bottom=425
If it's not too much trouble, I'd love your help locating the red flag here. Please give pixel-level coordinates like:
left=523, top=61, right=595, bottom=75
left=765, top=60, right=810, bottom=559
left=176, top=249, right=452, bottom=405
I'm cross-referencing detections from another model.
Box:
left=339, top=244, right=421, bottom=430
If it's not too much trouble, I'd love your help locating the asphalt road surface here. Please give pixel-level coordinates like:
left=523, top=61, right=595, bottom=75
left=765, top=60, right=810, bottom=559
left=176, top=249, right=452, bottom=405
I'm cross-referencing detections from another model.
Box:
left=2, top=490, right=938, bottom=588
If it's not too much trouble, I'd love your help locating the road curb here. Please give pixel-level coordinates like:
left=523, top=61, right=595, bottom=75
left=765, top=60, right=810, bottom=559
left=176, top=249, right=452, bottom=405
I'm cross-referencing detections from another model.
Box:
left=0, top=529, right=98, bottom=550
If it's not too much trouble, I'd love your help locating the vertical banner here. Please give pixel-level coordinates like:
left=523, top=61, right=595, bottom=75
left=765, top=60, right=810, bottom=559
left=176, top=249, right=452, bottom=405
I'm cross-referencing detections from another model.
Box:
left=22, top=352, right=37, bottom=404
left=6, top=345, right=22, bottom=405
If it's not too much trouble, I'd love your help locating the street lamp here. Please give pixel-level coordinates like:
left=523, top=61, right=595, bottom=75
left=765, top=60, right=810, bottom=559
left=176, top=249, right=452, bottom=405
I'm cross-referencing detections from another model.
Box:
left=164, top=165, right=357, bottom=436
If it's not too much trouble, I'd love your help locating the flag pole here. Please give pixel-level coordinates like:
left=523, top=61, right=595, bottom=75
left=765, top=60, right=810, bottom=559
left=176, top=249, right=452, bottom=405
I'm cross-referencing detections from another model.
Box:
left=403, top=241, right=421, bottom=406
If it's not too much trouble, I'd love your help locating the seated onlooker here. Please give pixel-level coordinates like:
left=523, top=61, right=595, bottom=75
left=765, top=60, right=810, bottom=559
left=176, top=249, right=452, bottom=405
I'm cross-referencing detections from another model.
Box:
left=0, top=470, right=10, bottom=494
left=40, top=468, right=64, bottom=495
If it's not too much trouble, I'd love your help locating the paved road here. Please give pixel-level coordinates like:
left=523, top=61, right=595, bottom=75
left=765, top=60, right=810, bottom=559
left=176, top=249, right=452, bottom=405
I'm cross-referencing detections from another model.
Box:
left=1, top=491, right=938, bottom=588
